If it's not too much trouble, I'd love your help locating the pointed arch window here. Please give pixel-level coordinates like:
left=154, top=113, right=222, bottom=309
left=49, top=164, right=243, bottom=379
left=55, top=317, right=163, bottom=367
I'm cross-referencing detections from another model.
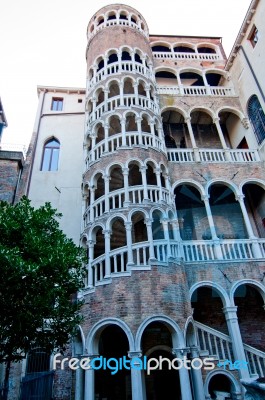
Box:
left=247, top=95, right=265, bottom=145
left=41, top=138, right=60, bottom=171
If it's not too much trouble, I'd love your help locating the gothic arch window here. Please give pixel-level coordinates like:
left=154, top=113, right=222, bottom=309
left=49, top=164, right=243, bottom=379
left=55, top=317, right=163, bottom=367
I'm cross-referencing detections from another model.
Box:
left=247, top=95, right=265, bottom=145
left=41, top=138, right=60, bottom=171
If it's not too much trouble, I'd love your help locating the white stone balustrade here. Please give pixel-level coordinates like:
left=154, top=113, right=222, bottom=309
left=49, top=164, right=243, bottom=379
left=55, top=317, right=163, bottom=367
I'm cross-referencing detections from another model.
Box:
left=167, top=148, right=260, bottom=163
left=152, top=51, right=220, bottom=61
left=156, top=85, right=235, bottom=97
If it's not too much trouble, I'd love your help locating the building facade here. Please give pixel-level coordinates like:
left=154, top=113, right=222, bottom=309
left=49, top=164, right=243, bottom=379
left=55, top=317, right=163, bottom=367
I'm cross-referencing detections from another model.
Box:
left=18, top=2, right=265, bottom=400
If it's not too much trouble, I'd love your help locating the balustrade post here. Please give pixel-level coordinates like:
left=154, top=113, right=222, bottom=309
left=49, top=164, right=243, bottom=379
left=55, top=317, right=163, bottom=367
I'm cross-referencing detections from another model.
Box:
left=119, top=81, right=124, bottom=106
left=103, top=229, right=111, bottom=278
left=140, top=166, right=149, bottom=201
left=185, top=117, right=200, bottom=162
left=172, top=348, right=193, bottom=400
left=235, top=194, right=262, bottom=258
left=121, top=117, right=126, bottom=146
left=162, top=218, right=172, bottom=259
left=104, top=123, right=109, bottom=153
left=104, top=174, right=110, bottom=213
left=89, top=186, right=95, bottom=222
left=125, top=222, right=134, bottom=267
left=145, top=219, right=156, bottom=261
left=122, top=167, right=130, bottom=206
left=189, top=346, right=205, bottom=400
left=133, top=82, right=139, bottom=105
left=136, top=117, right=143, bottom=145
left=222, top=306, right=250, bottom=380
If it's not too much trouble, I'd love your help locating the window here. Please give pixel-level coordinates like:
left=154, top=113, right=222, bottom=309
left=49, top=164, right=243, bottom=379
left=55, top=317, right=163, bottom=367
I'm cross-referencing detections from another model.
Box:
left=247, top=95, right=265, bottom=145
left=248, top=25, right=259, bottom=47
left=51, top=97, right=63, bottom=111
left=41, top=138, right=60, bottom=171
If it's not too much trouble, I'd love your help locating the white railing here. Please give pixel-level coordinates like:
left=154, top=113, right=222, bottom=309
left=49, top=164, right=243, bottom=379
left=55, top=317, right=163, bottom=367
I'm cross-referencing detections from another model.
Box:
left=156, top=85, right=235, bottom=97
left=152, top=51, right=220, bottom=61
left=167, top=148, right=260, bottom=163
left=183, top=239, right=265, bottom=262
left=85, top=132, right=165, bottom=166
left=88, top=19, right=148, bottom=43
left=195, top=321, right=265, bottom=377
left=88, top=94, right=160, bottom=124
left=83, top=186, right=171, bottom=225
left=87, top=61, right=154, bottom=90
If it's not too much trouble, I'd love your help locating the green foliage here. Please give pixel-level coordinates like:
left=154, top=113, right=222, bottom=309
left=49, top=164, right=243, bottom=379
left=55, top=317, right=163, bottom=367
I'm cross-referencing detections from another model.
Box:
left=0, top=196, right=86, bottom=363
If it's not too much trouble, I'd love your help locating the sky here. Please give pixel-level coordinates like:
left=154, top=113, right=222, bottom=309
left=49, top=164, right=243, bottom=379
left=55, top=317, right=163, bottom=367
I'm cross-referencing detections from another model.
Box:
left=1, top=0, right=251, bottom=148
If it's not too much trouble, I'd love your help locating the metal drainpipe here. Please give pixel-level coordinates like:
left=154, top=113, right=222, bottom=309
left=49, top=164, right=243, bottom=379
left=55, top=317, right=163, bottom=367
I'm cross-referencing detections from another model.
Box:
left=12, top=159, right=23, bottom=205
left=26, top=88, right=47, bottom=196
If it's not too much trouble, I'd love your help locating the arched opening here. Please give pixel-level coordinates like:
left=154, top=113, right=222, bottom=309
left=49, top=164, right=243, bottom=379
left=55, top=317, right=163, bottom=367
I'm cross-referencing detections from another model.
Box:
left=218, top=110, right=244, bottom=149
left=119, top=12, right=128, bottom=21
left=107, top=53, right=118, bottom=65
left=125, top=114, right=137, bottom=132
left=128, top=163, right=142, bottom=186
left=109, top=165, right=124, bottom=192
left=93, top=226, right=105, bottom=259
left=146, top=162, right=157, bottom=185
left=152, top=210, right=164, bottom=240
left=209, top=184, right=247, bottom=239
left=96, top=89, right=104, bottom=107
left=108, top=82, right=120, bottom=98
left=110, top=218, right=126, bottom=251
left=107, top=12, right=116, bottom=21
left=208, top=373, right=234, bottom=399
left=94, top=174, right=104, bottom=200
left=174, top=184, right=209, bottom=240
left=155, top=71, right=177, bottom=86
left=174, top=45, right=195, bottom=53
left=162, top=110, right=187, bottom=148
left=191, top=286, right=228, bottom=332
left=131, top=212, right=147, bottom=243
left=191, top=110, right=221, bottom=148
left=121, top=51, right=131, bottom=61
left=95, top=325, right=131, bottom=400
left=197, top=46, right=216, bottom=54
left=205, top=71, right=223, bottom=87
left=97, top=17, right=104, bottom=26
left=97, top=58, right=104, bottom=72
left=141, top=115, right=151, bottom=133
left=138, top=82, right=147, bottom=97
left=134, top=52, right=142, bottom=64
left=179, top=71, right=204, bottom=86
left=234, top=284, right=265, bottom=351
left=242, top=183, right=265, bottom=238
left=95, top=123, right=105, bottom=144
left=109, top=115, right=121, bottom=136
left=142, top=322, right=181, bottom=400
left=123, top=78, right=134, bottom=95
left=152, top=45, right=171, bottom=52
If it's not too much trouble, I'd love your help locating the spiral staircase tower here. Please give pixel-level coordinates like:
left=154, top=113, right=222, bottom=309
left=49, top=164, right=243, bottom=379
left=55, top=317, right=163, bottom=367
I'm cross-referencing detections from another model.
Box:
left=80, top=4, right=193, bottom=400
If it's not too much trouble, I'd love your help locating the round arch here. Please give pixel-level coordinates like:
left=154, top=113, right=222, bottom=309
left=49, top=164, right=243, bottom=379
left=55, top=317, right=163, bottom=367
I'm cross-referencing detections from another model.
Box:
left=135, top=315, right=184, bottom=351
left=230, top=279, right=265, bottom=305
left=189, top=281, right=230, bottom=307
left=86, top=318, right=135, bottom=354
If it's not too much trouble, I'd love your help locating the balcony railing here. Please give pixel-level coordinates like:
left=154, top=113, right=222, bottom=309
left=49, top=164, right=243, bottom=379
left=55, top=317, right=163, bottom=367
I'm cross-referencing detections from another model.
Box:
left=82, top=238, right=265, bottom=290
left=87, top=94, right=159, bottom=124
left=85, top=131, right=165, bottom=167
left=156, top=85, right=235, bottom=97
left=167, top=148, right=260, bottom=163
left=88, top=19, right=148, bottom=43
left=152, top=51, right=220, bottom=61
left=87, top=61, right=154, bottom=90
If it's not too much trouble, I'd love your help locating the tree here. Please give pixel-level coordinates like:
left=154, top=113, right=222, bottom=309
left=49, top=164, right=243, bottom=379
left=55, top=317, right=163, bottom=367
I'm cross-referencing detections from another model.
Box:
left=0, top=197, right=85, bottom=399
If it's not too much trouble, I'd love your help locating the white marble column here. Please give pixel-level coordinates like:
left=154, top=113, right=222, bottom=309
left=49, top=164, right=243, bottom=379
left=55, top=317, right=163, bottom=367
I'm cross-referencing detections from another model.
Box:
left=223, top=306, right=250, bottom=380
left=189, top=346, right=205, bottom=400
left=125, top=222, right=134, bottom=266
left=103, top=229, right=111, bottom=278
left=128, top=351, right=145, bottom=400
left=145, top=218, right=156, bottom=260
left=172, top=348, right=193, bottom=400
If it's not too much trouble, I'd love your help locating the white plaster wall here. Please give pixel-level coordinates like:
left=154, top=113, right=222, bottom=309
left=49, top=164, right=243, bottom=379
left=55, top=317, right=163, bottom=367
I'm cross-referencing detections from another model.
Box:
left=28, top=90, right=85, bottom=244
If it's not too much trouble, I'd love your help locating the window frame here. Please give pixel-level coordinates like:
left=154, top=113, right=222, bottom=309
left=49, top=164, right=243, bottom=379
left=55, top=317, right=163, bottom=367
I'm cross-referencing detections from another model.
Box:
left=248, top=25, right=259, bottom=48
left=40, top=138, right=60, bottom=171
left=51, top=97, right=64, bottom=111
left=247, top=95, right=265, bottom=145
